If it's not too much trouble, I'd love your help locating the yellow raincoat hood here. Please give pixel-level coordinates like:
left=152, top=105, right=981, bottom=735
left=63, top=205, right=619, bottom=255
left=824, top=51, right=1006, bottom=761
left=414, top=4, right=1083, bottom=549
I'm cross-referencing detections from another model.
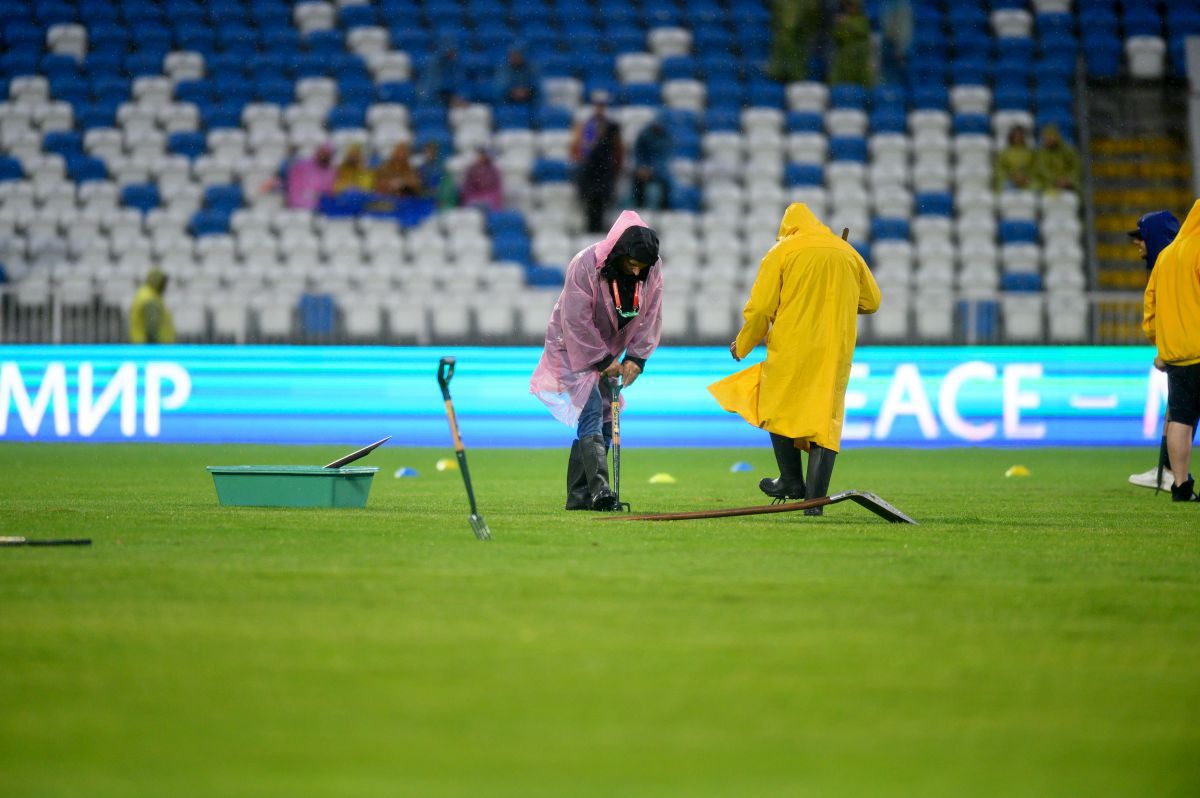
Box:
left=708, top=204, right=880, bottom=452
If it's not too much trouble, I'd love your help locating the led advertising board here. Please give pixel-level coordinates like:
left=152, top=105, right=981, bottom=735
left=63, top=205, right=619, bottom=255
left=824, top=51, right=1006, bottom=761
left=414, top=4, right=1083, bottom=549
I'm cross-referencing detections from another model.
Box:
left=0, top=346, right=1166, bottom=447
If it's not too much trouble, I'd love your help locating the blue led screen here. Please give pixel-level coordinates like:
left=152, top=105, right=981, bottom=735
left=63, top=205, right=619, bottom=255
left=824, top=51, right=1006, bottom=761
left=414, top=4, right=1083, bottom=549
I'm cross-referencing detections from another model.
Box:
left=0, top=346, right=1167, bottom=447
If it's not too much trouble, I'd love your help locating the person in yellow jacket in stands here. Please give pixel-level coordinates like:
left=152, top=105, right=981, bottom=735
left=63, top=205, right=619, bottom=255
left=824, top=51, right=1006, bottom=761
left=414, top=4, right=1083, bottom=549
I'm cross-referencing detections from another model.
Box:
left=709, top=203, right=880, bottom=514
left=128, top=269, right=175, bottom=344
left=1143, top=199, right=1200, bottom=502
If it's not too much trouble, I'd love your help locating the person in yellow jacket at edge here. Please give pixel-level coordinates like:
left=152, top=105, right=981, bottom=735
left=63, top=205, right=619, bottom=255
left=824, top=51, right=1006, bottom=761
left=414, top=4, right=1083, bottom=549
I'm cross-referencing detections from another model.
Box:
left=1143, top=198, right=1200, bottom=503
left=708, top=203, right=881, bottom=515
left=129, top=269, right=175, bottom=344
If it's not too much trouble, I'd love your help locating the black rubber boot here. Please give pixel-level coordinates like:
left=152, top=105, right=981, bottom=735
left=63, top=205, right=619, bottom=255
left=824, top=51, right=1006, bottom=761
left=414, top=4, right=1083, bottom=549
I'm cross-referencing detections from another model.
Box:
left=759, top=433, right=805, bottom=502
left=803, top=444, right=837, bottom=516
left=565, top=440, right=590, bottom=510
left=1171, top=476, right=1199, bottom=502
left=580, top=434, right=620, bottom=511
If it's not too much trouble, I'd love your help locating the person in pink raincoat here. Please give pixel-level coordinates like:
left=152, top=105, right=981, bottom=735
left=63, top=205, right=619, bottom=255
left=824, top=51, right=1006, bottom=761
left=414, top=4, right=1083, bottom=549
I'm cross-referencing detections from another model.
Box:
left=285, top=143, right=336, bottom=210
left=530, top=210, right=664, bottom=511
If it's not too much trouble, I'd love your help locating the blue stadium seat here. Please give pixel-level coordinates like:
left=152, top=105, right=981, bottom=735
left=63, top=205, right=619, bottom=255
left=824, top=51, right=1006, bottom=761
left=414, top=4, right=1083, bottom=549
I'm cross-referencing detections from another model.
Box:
left=298, top=294, right=336, bottom=336
left=1035, top=54, right=1076, bottom=80
left=328, top=104, right=368, bottom=130
left=493, top=105, right=532, bottom=130
left=35, top=2, right=75, bottom=25
left=706, top=78, right=745, bottom=110
left=262, top=26, right=301, bottom=54
left=123, top=3, right=165, bottom=24
left=124, top=49, right=167, bottom=77
left=487, top=209, right=526, bottom=235
left=829, top=84, right=868, bottom=110
left=947, top=4, right=988, bottom=32
left=1002, top=273, right=1043, bottom=292
left=79, top=1, right=119, bottom=23
left=623, top=83, right=660, bottom=106
left=786, top=111, right=823, bottom=133
left=527, top=266, right=565, bottom=287
left=661, top=56, right=698, bottom=81
left=1123, top=8, right=1162, bottom=37
left=829, top=136, right=868, bottom=162
left=671, top=128, right=701, bottom=159
left=911, top=85, right=948, bottom=110
left=672, top=185, right=702, bottom=211
left=255, top=77, right=294, bottom=106
left=50, top=75, right=90, bottom=106
left=85, top=50, right=124, bottom=76
left=873, top=218, right=910, bottom=240
left=305, top=30, right=343, bottom=56
left=953, top=114, right=991, bottom=135
left=785, top=163, right=824, bottom=186
left=492, top=232, right=533, bottom=265
left=121, top=184, right=161, bottom=214
left=950, top=55, right=991, bottom=86
left=189, top=209, right=231, bottom=237
left=340, top=4, right=378, bottom=28
left=693, top=24, right=733, bottom=53
left=40, top=54, right=82, bottom=80
left=532, top=158, right=571, bottom=182
left=870, top=108, right=907, bottom=133
left=176, top=23, right=216, bottom=54
left=536, top=106, right=573, bottom=130
left=999, top=220, right=1039, bottom=244
left=377, top=82, right=416, bottom=104
left=747, top=79, right=785, bottom=108
left=79, top=100, right=120, bottom=129
left=1, top=48, right=41, bottom=76
left=204, top=185, right=243, bottom=213
left=0, top=156, right=23, bottom=181
left=90, top=75, right=128, bottom=103
left=43, top=131, right=83, bottom=158
left=66, top=155, right=109, bottom=183
left=916, top=192, right=954, bottom=216
left=1083, top=36, right=1122, bottom=78
left=169, top=131, right=208, bottom=159
left=994, top=82, right=1031, bottom=111
left=217, top=25, right=259, bottom=55
left=1034, top=82, right=1073, bottom=113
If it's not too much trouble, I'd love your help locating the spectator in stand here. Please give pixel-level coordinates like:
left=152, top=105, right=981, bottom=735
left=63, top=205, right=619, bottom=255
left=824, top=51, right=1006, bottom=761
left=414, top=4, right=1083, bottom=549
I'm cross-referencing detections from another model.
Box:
left=417, top=141, right=458, bottom=209
left=374, top=142, right=423, bottom=198
left=333, top=144, right=374, bottom=193
left=494, top=46, right=538, bottom=106
left=768, top=0, right=823, bottom=82
left=829, top=0, right=872, bottom=85
left=459, top=147, right=504, bottom=211
left=631, top=117, right=674, bottom=210
left=571, top=91, right=624, bottom=233
left=994, top=125, right=1035, bottom=192
left=878, top=0, right=912, bottom=86
left=284, top=143, right=336, bottom=210
left=417, top=37, right=467, bottom=105
left=129, top=269, right=175, bottom=344
left=1032, top=123, right=1081, bottom=193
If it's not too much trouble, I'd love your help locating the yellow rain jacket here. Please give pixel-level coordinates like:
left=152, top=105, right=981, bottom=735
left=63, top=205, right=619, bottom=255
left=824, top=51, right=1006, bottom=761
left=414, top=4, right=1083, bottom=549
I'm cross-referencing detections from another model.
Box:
left=708, top=204, right=880, bottom=452
left=1144, top=199, right=1200, bottom=365
left=129, top=270, right=175, bottom=344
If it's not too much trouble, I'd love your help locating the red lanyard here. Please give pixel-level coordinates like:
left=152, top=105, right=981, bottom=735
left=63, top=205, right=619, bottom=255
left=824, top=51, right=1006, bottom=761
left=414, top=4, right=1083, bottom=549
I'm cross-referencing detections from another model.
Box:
left=610, top=279, right=640, bottom=318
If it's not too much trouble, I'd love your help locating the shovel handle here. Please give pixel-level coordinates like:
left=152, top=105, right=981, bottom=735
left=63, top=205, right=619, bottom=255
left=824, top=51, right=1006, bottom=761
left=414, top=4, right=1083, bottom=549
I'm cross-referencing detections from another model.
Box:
left=437, top=356, right=456, bottom=400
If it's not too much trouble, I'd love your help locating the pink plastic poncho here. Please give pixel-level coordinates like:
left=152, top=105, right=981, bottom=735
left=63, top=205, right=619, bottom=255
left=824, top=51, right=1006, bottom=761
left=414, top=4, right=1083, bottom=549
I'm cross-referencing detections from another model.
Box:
left=286, top=155, right=336, bottom=210
left=529, top=211, right=664, bottom=426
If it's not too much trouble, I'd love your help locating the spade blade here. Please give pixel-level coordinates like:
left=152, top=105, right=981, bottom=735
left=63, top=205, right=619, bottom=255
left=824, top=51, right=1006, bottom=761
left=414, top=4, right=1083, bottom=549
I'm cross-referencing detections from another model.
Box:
left=324, top=436, right=392, bottom=469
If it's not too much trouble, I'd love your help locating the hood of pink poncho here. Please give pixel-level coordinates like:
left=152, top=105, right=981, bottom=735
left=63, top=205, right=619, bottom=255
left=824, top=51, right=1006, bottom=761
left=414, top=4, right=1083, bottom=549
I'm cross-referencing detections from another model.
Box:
left=592, top=210, right=653, bottom=270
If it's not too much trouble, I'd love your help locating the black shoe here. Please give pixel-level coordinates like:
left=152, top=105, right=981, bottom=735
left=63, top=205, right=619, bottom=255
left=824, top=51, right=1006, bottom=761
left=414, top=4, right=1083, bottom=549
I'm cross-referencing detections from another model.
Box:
left=590, top=488, right=622, bottom=511
left=759, top=476, right=805, bottom=501
left=1171, top=477, right=1199, bottom=502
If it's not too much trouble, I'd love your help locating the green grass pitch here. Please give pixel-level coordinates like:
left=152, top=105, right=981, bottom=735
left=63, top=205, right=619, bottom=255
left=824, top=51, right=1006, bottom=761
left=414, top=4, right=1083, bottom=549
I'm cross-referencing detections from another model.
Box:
left=1, top=442, right=1198, bottom=797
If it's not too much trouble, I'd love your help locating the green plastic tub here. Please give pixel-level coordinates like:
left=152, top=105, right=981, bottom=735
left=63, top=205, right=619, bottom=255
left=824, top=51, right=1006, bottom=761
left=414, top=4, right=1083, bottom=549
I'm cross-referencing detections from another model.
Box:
left=206, top=466, right=379, bottom=508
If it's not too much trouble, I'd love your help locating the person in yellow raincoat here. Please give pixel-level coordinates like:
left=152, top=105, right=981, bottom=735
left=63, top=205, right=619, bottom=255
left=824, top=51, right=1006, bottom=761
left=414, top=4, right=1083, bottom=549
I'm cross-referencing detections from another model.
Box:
left=708, top=203, right=880, bottom=513
left=1143, top=199, right=1200, bottom=502
left=128, top=269, right=175, bottom=344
